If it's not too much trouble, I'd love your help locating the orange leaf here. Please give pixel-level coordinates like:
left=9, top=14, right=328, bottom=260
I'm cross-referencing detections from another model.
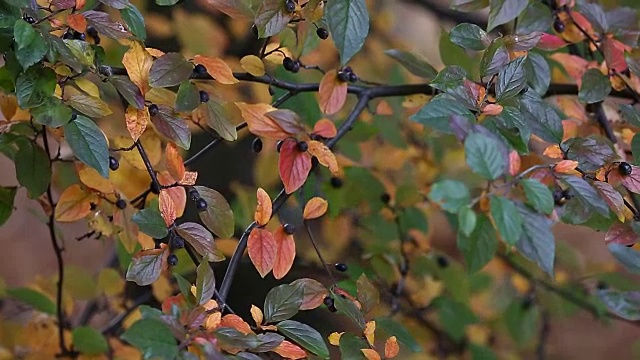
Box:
left=273, top=340, right=307, bottom=360
left=361, top=349, right=381, bottom=360
left=273, top=226, right=296, bottom=280
left=220, top=314, right=253, bottom=335
left=235, top=102, right=290, bottom=140
left=125, top=106, right=149, bottom=142
left=165, top=142, right=185, bottom=182
left=318, top=70, right=348, bottom=115
left=313, top=119, right=337, bottom=138
left=250, top=305, right=263, bottom=326
left=146, top=48, right=165, bottom=58
left=254, top=187, right=272, bottom=226
left=550, top=53, right=589, bottom=86
left=75, top=0, right=86, bottom=9
left=180, top=171, right=198, bottom=186
left=508, top=150, right=520, bottom=176
left=247, top=228, right=277, bottom=277
left=384, top=336, right=400, bottom=358
left=122, top=42, right=153, bottom=95
left=67, top=13, right=87, bottom=33
left=303, top=197, right=328, bottom=220
left=364, top=321, right=376, bottom=346
left=279, top=138, right=312, bottom=194
left=77, top=162, right=115, bottom=194
left=192, top=55, right=239, bottom=84
left=543, top=144, right=563, bottom=159
left=307, top=140, right=338, bottom=175
left=158, top=172, right=186, bottom=218
left=376, top=100, right=393, bottom=115
left=159, top=190, right=176, bottom=226
left=553, top=160, right=579, bottom=174
left=54, top=184, right=97, bottom=222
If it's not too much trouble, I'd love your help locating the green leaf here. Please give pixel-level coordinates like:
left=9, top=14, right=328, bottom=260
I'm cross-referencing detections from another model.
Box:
left=255, top=0, right=293, bottom=38
left=620, top=104, right=640, bottom=127
left=487, top=0, right=528, bottom=32
left=561, top=176, right=610, bottom=216
left=516, top=2, right=553, bottom=33
left=125, top=250, right=165, bottom=286
left=151, top=105, right=191, bottom=149
left=496, top=56, right=527, bottom=101
left=480, top=39, right=509, bottom=78
left=333, top=292, right=365, bottom=329
left=326, top=0, right=370, bottom=65
left=578, top=68, right=611, bottom=104
left=596, top=288, right=640, bottom=321
left=520, top=179, right=554, bottom=215
left=72, top=326, right=108, bottom=355
left=433, top=296, right=478, bottom=341
left=149, top=53, right=193, bottom=88
left=7, top=287, right=55, bottom=314
left=63, top=39, right=95, bottom=67
left=398, top=207, right=428, bottom=234
left=121, top=318, right=178, bottom=359
left=633, top=134, right=640, bottom=165
left=449, top=23, right=489, bottom=51
left=156, top=0, right=180, bottom=5
left=277, top=320, right=329, bottom=359
left=464, top=132, right=507, bottom=180
left=469, top=344, right=498, bottom=360
left=132, top=207, right=169, bottom=239
left=174, top=273, right=196, bottom=306
left=383, top=49, right=437, bottom=79
left=608, top=243, right=640, bottom=274
left=194, top=186, right=234, bottom=238
left=451, top=0, right=489, bottom=12
left=410, top=94, right=475, bottom=133
left=15, top=66, right=56, bottom=109
left=430, top=65, right=466, bottom=93
left=490, top=196, right=524, bottom=245
left=439, top=29, right=477, bottom=77
left=457, top=205, right=477, bottom=236
left=110, top=75, right=145, bottom=109
left=13, top=19, right=47, bottom=68
left=0, top=187, right=17, bottom=226
left=519, top=91, right=563, bottom=143
left=338, top=333, right=368, bottom=360
left=31, top=100, right=74, bottom=127
left=525, top=52, right=551, bottom=95
left=14, top=140, right=51, bottom=198
left=428, top=180, right=470, bottom=213
left=175, top=81, right=200, bottom=113
left=504, top=300, right=540, bottom=346
left=203, top=99, right=237, bottom=141
left=515, top=205, right=555, bottom=276
left=63, top=115, right=109, bottom=178
left=457, top=215, right=497, bottom=272
left=195, top=262, right=215, bottom=305
left=375, top=317, right=422, bottom=352
left=561, top=136, right=617, bottom=172
left=120, top=4, right=146, bottom=40
left=263, top=284, right=303, bottom=323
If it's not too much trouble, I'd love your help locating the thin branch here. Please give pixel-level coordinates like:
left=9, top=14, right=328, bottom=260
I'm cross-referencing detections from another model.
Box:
left=592, top=101, right=616, bottom=143
left=536, top=310, right=550, bottom=360
left=302, top=220, right=336, bottom=285
left=390, top=207, right=410, bottom=315
left=135, top=140, right=160, bottom=191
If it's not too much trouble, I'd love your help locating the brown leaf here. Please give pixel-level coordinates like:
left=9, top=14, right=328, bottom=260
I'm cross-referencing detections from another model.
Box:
left=303, top=197, right=328, bottom=220
left=273, top=226, right=296, bottom=280
left=159, top=190, right=176, bottom=226
left=318, top=70, right=348, bottom=115
left=235, top=102, right=291, bottom=140
left=265, top=109, right=305, bottom=136
left=593, top=181, right=626, bottom=222
left=290, top=278, right=328, bottom=310
left=307, top=140, right=338, bottom=175
left=67, top=13, right=87, bottom=32
left=619, top=165, right=640, bottom=194
left=122, top=42, right=153, bottom=95
left=605, top=222, right=638, bottom=245
left=384, top=336, right=400, bottom=358
left=165, top=142, right=185, bottom=182
left=279, top=138, right=312, bottom=194
left=273, top=340, right=307, bottom=359
left=54, top=184, right=98, bottom=222
left=313, top=118, right=337, bottom=138
left=176, top=222, right=224, bottom=262
left=254, top=187, right=272, bottom=226
left=247, top=228, right=277, bottom=277
left=192, top=55, right=238, bottom=84
left=125, top=106, right=149, bottom=142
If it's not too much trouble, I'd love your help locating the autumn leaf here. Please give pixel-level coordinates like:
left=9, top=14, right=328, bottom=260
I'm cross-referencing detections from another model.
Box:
left=328, top=332, right=343, bottom=346
left=364, top=321, right=376, bottom=346
left=158, top=171, right=186, bottom=218
left=180, top=171, right=198, bottom=186
left=67, top=13, right=87, bottom=32
left=250, top=305, right=263, bottom=327
left=482, top=103, right=503, bottom=115
left=508, top=150, right=521, bottom=176
left=125, top=105, right=149, bottom=142
left=273, top=226, right=296, bottom=280
left=605, top=222, right=638, bottom=245
left=279, top=138, right=312, bottom=194
left=192, top=55, right=239, bottom=84
left=273, top=340, right=307, bottom=359
left=247, top=228, right=277, bottom=277
left=384, top=336, right=400, bottom=358
left=290, top=278, right=328, bottom=310
left=303, top=197, right=328, bottom=220
left=77, top=163, right=115, bottom=194
left=313, top=119, right=337, bottom=138
left=318, top=70, right=348, bottom=115
left=240, top=55, right=265, bottom=76
left=593, top=181, right=626, bottom=222
left=554, top=160, right=579, bottom=174
left=361, top=349, right=381, bottom=360
left=265, top=109, right=306, bottom=136
left=220, top=314, right=253, bottom=335
left=55, top=184, right=98, bottom=222
left=122, top=41, right=153, bottom=95
left=235, top=102, right=291, bottom=140
left=619, top=164, right=640, bottom=194
left=307, top=140, right=339, bottom=175
left=159, top=190, right=176, bottom=226
left=254, top=187, right=272, bottom=226
left=165, top=142, right=185, bottom=182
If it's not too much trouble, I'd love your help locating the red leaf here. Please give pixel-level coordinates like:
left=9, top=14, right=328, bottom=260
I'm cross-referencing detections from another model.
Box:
left=313, top=119, right=337, bottom=138
left=537, top=33, right=568, bottom=51
left=603, top=38, right=629, bottom=73
left=273, top=226, right=296, bottom=279
left=593, top=181, right=626, bottom=222
left=247, top=228, right=276, bottom=277
left=278, top=138, right=312, bottom=194
left=619, top=165, right=640, bottom=193
left=605, top=222, right=638, bottom=245
left=235, top=102, right=291, bottom=140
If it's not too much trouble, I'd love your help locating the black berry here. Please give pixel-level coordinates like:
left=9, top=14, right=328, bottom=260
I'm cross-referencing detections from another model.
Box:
left=330, top=177, right=343, bottom=188
left=323, top=296, right=336, bottom=311
left=553, top=189, right=564, bottom=203
left=109, top=156, right=119, bottom=171
left=619, top=162, right=633, bottom=176
left=296, top=141, right=308, bottom=152
left=23, top=15, right=35, bottom=24
left=334, top=263, right=348, bottom=272
left=148, top=104, right=159, bottom=116
left=596, top=281, right=608, bottom=290
left=199, top=90, right=210, bottom=103
left=92, top=35, right=100, bottom=45
left=553, top=18, right=565, bottom=33
left=90, top=202, right=97, bottom=211
left=73, top=31, right=86, bottom=41
left=194, top=64, right=207, bottom=75
left=380, top=193, right=391, bottom=204
left=172, top=235, right=185, bottom=249
left=116, top=199, right=127, bottom=209
left=283, top=57, right=295, bottom=72
left=268, top=86, right=275, bottom=96
left=316, top=27, right=329, bottom=40
left=285, top=0, right=296, bottom=13
left=562, top=189, right=572, bottom=200
left=252, top=137, right=263, bottom=153
left=196, top=198, right=208, bottom=211
left=251, top=24, right=258, bottom=37
left=276, top=140, right=284, bottom=152
left=150, top=181, right=161, bottom=195
left=86, top=26, right=98, bottom=38
left=436, top=255, right=449, bottom=268
left=62, top=31, right=74, bottom=40
left=348, top=72, right=358, bottom=83
left=290, top=61, right=300, bottom=73
left=168, top=254, right=178, bottom=266
left=342, top=66, right=352, bottom=73
left=337, top=71, right=350, bottom=82
left=188, top=188, right=200, bottom=201
left=283, top=223, right=295, bottom=235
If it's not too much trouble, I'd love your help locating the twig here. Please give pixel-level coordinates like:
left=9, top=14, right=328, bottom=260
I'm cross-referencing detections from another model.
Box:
left=390, top=207, right=410, bottom=314
left=536, top=310, right=550, bottom=360
left=592, top=101, right=616, bottom=143
left=135, top=140, right=160, bottom=191
left=302, top=220, right=336, bottom=285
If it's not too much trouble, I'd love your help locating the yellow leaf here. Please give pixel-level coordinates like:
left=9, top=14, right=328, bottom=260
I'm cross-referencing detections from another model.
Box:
left=97, top=268, right=125, bottom=297
left=328, top=332, right=343, bottom=346
left=250, top=304, right=263, bottom=326
left=113, top=132, right=161, bottom=170
left=77, top=162, right=115, bottom=194
left=123, top=41, right=153, bottom=95
left=254, top=187, right=272, bottom=226
left=205, top=311, right=222, bottom=330
left=74, top=78, right=100, bottom=98
left=145, top=87, right=176, bottom=106
left=361, top=349, right=381, bottom=360
left=364, top=320, right=376, bottom=346
left=192, top=55, right=239, bottom=84
left=240, top=55, right=266, bottom=76
left=54, top=184, right=98, bottom=222
left=307, top=140, right=339, bottom=175
left=303, top=197, right=328, bottom=220
left=125, top=106, right=149, bottom=142
left=145, top=47, right=165, bottom=58
left=384, top=336, right=400, bottom=358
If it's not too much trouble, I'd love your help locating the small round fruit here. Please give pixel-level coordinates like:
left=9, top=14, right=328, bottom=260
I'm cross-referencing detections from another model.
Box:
left=62, top=31, right=74, bottom=40
left=348, top=72, right=358, bottom=83
left=92, top=35, right=100, bottom=45
left=283, top=223, right=295, bottom=235
left=296, top=141, right=308, bottom=152
left=148, top=104, right=159, bottom=116
left=436, top=255, right=449, bottom=268
left=276, top=140, right=284, bottom=153
left=74, top=31, right=86, bottom=41
left=380, top=193, right=391, bottom=204
left=23, top=15, right=36, bottom=24
left=334, top=263, right=348, bottom=272
left=90, top=202, right=97, bottom=211
left=337, top=71, right=350, bottom=82
left=116, top=199, right=127, bottom=209
left=285, top=0, right=296, bottom=13
left=194, top=64, right=207, bottom=75
left=330, top=177, right=343, bottom=188
left=70, top=111, right=78, bottom=121
left=323, top=296, right=335, bottom=307
left=316, top=27, right=329, bottom=40
left=150, top=181, right=161, bottom=195
left=553, top=18, right=565, bottom=33
left=188, top=188, right=200, bottom=201
left=290, top=60, right=300, bottom=73
left=109, top=156, right=119, bottom=171
left=168, top=254, right=178, bottom=266
left=172, top=235, right=185, bottom=249
left=252, top=137, right=263, bottom=153
left=283, top=57, right=295, bottom=71
left=199, top=90, right=210, bottom=103
left=86, top=26, right=98, bottom=38
left=196, top=198, right=208, bottom=211
left=552, top=189, right=564, bottom=203
left=619, top=161, right=633, bottom=176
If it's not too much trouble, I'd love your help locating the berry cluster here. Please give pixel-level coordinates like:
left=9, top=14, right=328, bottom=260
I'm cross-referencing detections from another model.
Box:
left=337, top=66, right=358, bottom=83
